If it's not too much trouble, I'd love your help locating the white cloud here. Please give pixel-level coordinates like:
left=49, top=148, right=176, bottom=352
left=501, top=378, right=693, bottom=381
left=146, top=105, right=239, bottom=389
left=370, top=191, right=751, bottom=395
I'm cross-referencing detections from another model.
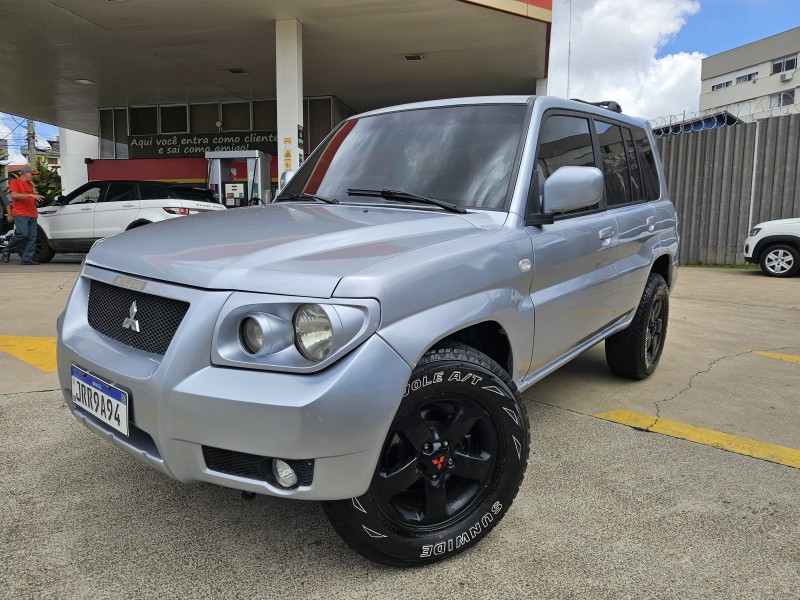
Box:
left=548, top=0, right=705, bottom=120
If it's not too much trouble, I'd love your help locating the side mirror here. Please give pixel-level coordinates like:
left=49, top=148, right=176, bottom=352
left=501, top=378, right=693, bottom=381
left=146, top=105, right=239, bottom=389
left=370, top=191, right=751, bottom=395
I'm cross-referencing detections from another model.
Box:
left=278, top=170, right=295, bottom=193
left=541, top=166, right=603, bottom=214
left=55, top=195, right=67, bottom=205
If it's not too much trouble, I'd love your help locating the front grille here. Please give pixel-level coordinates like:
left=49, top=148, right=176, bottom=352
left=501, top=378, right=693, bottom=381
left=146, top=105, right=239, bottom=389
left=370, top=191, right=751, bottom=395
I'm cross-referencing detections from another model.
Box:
left=202, top=446, right=314, bottom=487
left=87, top=279, right=189, bottom=355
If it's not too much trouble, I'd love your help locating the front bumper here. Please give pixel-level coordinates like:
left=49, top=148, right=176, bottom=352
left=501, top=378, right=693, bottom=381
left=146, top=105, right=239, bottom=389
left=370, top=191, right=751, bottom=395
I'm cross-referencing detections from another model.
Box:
left=57, top=266, right=412, bottom=500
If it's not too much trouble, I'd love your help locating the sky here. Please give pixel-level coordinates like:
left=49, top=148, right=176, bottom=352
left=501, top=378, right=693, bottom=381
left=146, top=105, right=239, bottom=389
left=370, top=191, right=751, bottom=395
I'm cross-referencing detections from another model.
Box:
left=1, top=0, right=799, bottom=162
left=547, top=0, right=799, bottom=120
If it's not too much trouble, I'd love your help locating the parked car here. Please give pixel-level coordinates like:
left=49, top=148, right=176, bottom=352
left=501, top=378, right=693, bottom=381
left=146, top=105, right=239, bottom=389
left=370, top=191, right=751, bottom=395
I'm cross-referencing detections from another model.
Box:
left=57, top=96, right=678, bottom=567
left=34, top=180, right=225, bottom=262
left=744, top=218, right=800, bottom=277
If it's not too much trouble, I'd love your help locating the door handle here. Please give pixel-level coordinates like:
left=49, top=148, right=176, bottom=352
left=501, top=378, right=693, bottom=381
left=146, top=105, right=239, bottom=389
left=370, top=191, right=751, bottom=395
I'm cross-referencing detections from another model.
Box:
left=122, top=204, right=136, bottom=208
left=81, top=207, right=93, bottom=211
left=646, top=216, right=656, bottom=232
left=598, top=227, right=614, bottom=240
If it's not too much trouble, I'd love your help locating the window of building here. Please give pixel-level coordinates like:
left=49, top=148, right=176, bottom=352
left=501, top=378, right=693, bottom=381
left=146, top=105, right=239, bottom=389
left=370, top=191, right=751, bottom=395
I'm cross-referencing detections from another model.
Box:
left=160, top=105, right=188, bottom=133
left=770, top=90, right=796, bottom=108
left=735, top=72, right=758, bottom=84
left=190, top=103, right=220, bottom=133
left=711, top=81, right=732, bottom=91
left=253, top=100, right=277, bottom=130
left=221, top=102, right=251, bottom=131
left=114, top=108, right=129, bottom=159
left=595, top=121, right=630, bottom=206
left=534, top=114, right=596, bottom=213
left=99, top=109, right=114, bottom=159
left=129, top=106, right=158, bottom=135
left=772, top=54, right=797, bottom=75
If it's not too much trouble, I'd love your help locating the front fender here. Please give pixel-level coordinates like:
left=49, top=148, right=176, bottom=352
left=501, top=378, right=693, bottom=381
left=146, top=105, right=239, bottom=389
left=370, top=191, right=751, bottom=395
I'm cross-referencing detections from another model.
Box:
left=377, top=287, right=535, bottom=384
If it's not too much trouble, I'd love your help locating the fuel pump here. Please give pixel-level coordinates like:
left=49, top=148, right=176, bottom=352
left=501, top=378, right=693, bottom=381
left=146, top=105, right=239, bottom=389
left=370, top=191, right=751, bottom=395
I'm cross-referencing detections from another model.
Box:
left=205, top=150, right=271, bottom=207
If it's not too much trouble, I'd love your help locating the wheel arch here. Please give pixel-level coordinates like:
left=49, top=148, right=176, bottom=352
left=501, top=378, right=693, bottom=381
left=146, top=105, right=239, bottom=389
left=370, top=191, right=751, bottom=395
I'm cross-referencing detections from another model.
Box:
left=126, top=219, right=152, bottom=230
left=378, top=289, right=532, bottom=382
left=753, top=235, right=800, bottom=262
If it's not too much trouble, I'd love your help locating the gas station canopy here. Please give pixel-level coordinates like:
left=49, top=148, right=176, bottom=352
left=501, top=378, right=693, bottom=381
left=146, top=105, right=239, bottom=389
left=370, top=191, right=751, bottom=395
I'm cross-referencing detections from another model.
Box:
left=1, top=0, right=551, bottom=135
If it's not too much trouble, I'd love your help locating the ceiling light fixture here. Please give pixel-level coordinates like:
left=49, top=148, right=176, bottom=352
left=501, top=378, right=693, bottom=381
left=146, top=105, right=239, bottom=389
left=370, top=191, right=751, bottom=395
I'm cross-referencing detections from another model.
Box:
left=73, top=79, right=96, bottom=86
left=403, top=54, right=424, bottom=62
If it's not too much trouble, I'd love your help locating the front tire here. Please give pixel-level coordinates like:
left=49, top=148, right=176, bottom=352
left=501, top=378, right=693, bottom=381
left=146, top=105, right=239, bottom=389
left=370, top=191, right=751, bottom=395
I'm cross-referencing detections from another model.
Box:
left=33, top=228, right=55, bottom=263
left=323, top=342, right=529, bottom=567
left=605, top=273, right=669, bottom=380
left=759, top=244, right=799, bottom=277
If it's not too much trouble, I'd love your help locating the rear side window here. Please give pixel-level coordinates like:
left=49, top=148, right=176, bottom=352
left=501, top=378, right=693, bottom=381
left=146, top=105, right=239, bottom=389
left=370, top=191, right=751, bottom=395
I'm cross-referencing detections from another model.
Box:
left=595, top=121, right=630, bottom=206
left=535, top=114, right=596, bottom=212
left=138, top=184, right=167, bottom=200
left=633, top=128, right=661, bottom=200
left=171, top=187, right=219, bottom=203
left=104, top=183, right=137, bottom=203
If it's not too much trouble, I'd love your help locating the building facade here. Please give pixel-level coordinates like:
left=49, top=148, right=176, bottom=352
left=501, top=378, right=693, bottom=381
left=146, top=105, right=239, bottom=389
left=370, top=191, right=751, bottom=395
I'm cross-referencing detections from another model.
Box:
left=699, top=27, right=799, bottom=122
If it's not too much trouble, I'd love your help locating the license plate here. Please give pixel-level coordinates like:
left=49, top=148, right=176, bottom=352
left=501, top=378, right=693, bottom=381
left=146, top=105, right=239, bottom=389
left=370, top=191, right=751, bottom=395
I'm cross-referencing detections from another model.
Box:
left=71, top=366, right=129, bottom=436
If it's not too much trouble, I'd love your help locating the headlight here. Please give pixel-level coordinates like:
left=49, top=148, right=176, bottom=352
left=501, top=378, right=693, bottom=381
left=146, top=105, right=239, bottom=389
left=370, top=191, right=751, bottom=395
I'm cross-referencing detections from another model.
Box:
left=212, top=293, right=380, bottom=372
left=293, top=304, right=333, bottom=362
left=748, top=227, right=761, bottom=237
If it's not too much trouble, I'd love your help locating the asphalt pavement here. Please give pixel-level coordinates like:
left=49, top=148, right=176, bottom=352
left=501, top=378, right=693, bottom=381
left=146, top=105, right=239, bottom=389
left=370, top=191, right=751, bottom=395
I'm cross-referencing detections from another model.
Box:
left=1, top=259, right=798, bottom=599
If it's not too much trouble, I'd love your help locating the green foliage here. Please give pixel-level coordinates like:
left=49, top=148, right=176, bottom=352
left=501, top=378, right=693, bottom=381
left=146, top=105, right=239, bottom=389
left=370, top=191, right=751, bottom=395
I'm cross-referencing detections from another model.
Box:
left=32, top=156, right=62, bottom=206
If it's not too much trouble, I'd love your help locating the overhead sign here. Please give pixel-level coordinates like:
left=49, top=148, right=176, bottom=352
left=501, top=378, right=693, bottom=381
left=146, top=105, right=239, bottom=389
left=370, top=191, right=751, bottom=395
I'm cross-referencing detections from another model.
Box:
left=129, top=130, right=279, bottom=159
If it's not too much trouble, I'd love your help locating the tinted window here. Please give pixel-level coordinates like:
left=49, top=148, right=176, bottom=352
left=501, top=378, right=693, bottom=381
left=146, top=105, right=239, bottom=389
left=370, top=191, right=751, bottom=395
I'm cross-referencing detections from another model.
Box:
left=139, top=184, right=167, bottom=200
left=623, top=128, right=642, bottom=203
left=68, top=185, right=103, bottom=205
left=280, top=104, right=527, bottom=210
left=105, top=183, right=137, bottom=203
left=170, top=186, right=219, bottom=203
left=633, top=128, right=660, bottom=200
left=596, top=121, right=630, bottom=206
left=535, top=114, right=596, bottom=212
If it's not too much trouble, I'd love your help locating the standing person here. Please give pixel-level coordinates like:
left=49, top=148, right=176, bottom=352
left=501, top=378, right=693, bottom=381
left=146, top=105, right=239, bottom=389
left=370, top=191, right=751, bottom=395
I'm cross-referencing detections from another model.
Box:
left=1, top=186, right=12, bottom=234
left=2, top=165, right=44, bottom=265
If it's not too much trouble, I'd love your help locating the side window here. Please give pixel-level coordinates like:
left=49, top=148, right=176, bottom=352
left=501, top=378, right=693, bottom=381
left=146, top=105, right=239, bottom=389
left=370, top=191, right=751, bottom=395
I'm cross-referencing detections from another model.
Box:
left=104, top=183, right=138, bottom=203
left=535, top=114, right=596, bottom=213
left=68, top=185, right=103, bottom=205
left=138, top=184, right=166, bottom=200
left=595, top=121, right=630, bottom=206
left=633, top=128, right=661, bottom=200
left=623, top=128, right=642, bottom=203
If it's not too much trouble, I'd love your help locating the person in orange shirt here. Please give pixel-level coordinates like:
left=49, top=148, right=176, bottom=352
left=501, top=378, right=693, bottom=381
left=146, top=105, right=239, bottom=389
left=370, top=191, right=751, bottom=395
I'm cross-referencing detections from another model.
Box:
left=2, top=165, right=44, bottom=265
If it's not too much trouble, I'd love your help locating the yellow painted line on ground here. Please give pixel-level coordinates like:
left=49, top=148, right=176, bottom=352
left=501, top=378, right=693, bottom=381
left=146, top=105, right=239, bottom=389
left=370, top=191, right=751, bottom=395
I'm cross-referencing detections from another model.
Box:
left=0, top=335, right=57, bottom=372
left=596, top=409, right=800, bottom=470
left=751, top=351, right=800, bottom=366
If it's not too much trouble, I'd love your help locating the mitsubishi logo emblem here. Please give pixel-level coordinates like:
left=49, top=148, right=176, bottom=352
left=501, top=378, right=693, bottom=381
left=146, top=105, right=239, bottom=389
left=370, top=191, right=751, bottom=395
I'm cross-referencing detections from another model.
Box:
left=122, top=301, right=140, bottom=332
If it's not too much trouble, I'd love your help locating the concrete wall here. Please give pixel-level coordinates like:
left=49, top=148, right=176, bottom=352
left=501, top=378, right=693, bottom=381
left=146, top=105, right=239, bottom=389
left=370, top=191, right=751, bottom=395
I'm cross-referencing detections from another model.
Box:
left=656, top=113, right=800, bottom=265
left=59, top=129, right=98, bottom=194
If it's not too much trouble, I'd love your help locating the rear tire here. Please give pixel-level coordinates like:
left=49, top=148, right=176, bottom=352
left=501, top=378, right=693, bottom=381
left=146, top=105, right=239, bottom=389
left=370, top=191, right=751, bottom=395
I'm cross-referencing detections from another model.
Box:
left=33, top=228, right=55, bottom=263
left=322, top=342, right=529, bottom=567
left=605, top=273, right=669, bottom=380
left=759, top=244, right=799, bottom=278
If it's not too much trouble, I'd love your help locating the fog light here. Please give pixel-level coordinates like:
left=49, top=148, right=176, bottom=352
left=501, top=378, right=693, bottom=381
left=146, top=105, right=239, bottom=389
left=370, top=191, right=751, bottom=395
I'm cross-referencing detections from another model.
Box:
left=272, top=459, right=298, bottom=488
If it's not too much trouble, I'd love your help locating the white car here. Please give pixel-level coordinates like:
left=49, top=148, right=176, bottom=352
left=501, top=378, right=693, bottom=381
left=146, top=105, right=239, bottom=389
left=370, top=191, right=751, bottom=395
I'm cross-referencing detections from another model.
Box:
left=35, top=180, right=225, bottom=263
left=744, top=217, right=800, bottom=277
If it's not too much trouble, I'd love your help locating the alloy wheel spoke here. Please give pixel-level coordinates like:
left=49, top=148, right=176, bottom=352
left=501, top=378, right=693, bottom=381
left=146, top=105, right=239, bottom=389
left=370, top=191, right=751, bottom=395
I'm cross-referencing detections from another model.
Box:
left=376, top=456, right=422, bottom=498
left=393, top=410, right=432, bottom=450
left=422, top=479, right=448, bottom=523
left=450, top=449, right=492, bottom=482
left=439, top=402, right=485, bottom=446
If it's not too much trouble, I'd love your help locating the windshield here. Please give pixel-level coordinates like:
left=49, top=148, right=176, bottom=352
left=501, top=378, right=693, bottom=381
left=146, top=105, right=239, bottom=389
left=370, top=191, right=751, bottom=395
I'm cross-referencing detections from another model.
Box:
left=279, top=104, right=527, bottom=210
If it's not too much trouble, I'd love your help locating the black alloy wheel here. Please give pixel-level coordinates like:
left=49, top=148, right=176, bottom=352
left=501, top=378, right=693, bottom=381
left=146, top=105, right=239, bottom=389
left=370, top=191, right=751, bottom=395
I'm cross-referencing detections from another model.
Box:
left=323, top=342, right=529, bottom=567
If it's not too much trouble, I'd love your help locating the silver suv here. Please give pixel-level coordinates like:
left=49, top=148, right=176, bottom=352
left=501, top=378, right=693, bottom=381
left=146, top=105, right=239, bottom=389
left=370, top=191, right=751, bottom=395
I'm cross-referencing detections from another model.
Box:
left=57, top=96, right=678, bottom=567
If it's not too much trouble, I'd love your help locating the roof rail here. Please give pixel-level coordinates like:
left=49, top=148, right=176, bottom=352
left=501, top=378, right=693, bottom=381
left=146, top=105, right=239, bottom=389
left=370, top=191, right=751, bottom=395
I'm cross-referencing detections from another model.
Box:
left=570, top=99, right=623, bottom=113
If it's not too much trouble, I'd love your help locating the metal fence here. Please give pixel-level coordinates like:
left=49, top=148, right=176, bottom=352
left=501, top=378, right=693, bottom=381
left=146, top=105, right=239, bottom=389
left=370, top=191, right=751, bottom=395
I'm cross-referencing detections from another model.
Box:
left=655, top=113, right=800, bottom=265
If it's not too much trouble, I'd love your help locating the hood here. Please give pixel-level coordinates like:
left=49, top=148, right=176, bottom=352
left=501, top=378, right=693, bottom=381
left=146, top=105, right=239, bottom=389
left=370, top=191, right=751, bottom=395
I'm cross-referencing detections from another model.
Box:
left=758, top=217, right=800, bottom=228
left=86, top=203, right=501, bottom=297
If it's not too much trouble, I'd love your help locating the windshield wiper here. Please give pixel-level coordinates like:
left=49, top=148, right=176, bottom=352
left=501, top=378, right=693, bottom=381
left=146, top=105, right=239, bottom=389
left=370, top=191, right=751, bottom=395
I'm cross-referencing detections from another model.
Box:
left=346, top=188, right=466, bottom=214
left=276, top=192, right=339, bottom=204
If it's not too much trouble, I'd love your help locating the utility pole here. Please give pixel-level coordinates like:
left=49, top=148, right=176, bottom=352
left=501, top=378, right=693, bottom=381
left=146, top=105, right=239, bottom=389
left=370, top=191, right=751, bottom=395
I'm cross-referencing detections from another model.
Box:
left=27, top=119, right=37, bottom=168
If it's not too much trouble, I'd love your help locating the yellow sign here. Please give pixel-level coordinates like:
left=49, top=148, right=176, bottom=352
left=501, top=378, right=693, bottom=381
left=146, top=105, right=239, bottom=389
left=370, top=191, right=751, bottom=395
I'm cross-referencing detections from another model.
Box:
left=284, top=149, right=292, bottom=159
left=283, top=137, right=292, bottom=144
left=284, top=158, right=292, bottom=170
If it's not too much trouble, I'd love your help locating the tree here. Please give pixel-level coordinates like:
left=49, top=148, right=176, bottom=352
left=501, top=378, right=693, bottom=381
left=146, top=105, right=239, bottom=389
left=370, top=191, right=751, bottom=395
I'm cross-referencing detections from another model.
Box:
left=27, top=156, right=62, bottom=206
